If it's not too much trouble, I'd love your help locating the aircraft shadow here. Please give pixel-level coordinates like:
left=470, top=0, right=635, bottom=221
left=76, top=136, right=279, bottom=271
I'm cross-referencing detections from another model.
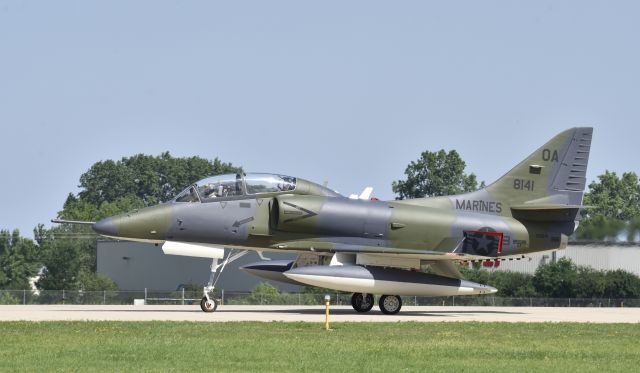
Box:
left=215, top=308, right=525, bottom=316
left=62, top=309, right=202, bottom=313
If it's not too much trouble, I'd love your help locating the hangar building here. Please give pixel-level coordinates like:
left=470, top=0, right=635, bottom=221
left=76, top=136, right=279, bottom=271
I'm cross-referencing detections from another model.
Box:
left=97, top=241, right=300, bottom=292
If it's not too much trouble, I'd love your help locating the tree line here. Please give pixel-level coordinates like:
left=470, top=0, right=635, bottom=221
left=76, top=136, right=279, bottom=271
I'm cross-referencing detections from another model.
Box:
left=463, top=258, right=640, bottom=299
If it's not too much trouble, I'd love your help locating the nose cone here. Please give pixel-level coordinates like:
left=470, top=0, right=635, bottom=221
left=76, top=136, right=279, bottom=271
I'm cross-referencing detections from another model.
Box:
left=92, top=217, right=118, bottom=237
left=91, top=204, right=172, bottom=241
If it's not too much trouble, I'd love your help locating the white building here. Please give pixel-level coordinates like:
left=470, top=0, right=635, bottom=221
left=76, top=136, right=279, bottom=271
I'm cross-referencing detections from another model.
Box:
left=486, top=242, right=640, bottom=275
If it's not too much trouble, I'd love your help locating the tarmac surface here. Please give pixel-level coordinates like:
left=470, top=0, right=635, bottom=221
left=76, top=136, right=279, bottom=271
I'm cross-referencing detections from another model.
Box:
left=1, top=305, right=639, bottom=323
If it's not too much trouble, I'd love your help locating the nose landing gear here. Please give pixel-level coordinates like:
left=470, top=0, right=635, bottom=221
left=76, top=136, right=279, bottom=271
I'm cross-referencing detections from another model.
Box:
left=201, top=249, right=248, bottom=313
left=200, top=296, right=218, bottom=312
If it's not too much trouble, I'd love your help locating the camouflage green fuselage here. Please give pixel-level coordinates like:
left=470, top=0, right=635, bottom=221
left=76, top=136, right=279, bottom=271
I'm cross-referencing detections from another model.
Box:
left=101, top=178, right=569, bottom=259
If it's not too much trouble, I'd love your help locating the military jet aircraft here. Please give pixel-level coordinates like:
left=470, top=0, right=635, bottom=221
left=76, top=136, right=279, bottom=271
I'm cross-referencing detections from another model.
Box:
left=54, top=127, right=592, bottom=314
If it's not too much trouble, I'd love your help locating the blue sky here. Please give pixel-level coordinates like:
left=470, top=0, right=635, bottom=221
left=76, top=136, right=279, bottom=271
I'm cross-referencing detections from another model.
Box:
left=1, top=1, right=638, bottom=237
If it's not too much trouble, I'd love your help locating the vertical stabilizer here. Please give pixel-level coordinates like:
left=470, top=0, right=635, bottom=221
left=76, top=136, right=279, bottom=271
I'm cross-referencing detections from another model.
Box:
left=440, top=127, right=593, bottom=218
left=483, top=127, right=593, bottom=209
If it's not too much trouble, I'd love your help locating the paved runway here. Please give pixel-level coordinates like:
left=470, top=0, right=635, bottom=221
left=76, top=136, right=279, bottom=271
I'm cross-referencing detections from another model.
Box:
left=1, top=305, right=639, bottom=323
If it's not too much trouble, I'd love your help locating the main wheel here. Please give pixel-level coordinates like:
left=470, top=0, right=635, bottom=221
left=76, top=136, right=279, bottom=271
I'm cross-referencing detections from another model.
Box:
left=379, top=295, right=402, bottom=315
left=200, top=296, right=218, bottom=313
left=351, top=293, right=374, bottom=313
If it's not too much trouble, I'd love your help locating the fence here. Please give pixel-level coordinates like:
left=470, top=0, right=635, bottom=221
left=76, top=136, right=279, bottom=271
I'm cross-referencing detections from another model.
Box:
left=0, top=289, right=638, bottom=307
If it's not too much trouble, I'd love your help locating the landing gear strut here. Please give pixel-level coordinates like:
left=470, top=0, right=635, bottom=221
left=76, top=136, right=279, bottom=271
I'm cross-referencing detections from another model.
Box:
left=201, top=249, right=248, bottom=313
left=379, top=294, right=402, bottom=314
left=351, top=293, right=374, bottom=313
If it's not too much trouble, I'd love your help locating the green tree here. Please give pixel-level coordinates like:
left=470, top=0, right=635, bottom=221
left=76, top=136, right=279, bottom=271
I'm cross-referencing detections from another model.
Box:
left=77, top=272, right=118, bottom=291
left=490, top=271, right=536, bottom=297
left=533, top=258, right=579, bottom=298
left=574, top=266, right=606, bottom=298
left=77, top=152, right=240, bottom=208
left=0, top=291, right=20, bottom=304
left=36, top=212, right=121, bottom=290
left=60, top=194, right=146, bottom=223
left=249, top=283, right=280, bottom=304
left=0, top=230, right=40, bottom=289
left=36, top=238, right=83, bottom=290
left=604, top=269, right=640, bottom=298
left=583, top=171, right=640, bottom=220
left=392, top=149, right=482, bottom=199
left=577, top=171, right=640, bottom=240
left=36, top=232, right=118, bottom=291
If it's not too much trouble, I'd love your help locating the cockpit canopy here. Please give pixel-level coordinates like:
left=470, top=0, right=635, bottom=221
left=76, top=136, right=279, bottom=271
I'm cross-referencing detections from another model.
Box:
left=173, top=173, right=298, bottom=203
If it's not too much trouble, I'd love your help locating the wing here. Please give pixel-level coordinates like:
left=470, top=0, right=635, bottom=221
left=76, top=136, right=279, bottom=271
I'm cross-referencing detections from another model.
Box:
left=269, top=240, right=496, bottom=262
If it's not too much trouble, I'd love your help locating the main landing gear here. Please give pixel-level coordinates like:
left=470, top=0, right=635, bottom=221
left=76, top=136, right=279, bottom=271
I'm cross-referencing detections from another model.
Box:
left=200, top=249, right=248, bottom=313
left=351, top=293, right=374, bottom=312
left=379, top=294, right=402, bottom=315
left=350, top=293, right=402, bottom=314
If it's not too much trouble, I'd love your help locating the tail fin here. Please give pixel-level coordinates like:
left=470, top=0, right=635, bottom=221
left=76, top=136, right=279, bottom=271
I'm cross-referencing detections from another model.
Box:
left=486, top=127, right=593, bottom=207
left=442, top=127, right=593, bottom=218
left=484, top=127, right=593, bottom=209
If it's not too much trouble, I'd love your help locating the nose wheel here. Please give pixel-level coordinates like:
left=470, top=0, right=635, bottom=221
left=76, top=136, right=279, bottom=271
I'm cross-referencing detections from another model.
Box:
left=379, top=295, right=402, bottom=314
left=200, top=296, right=218, bottom=312
left=351, top=293, right=374, bottom=313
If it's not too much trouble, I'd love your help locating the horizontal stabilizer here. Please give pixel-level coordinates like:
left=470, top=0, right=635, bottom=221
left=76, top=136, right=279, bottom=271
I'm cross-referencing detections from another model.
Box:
left=510, top=204, right=583, bottom=222
left=240, top=260, right=303, bottom=285
left=510, top=204, right=586, bottom=210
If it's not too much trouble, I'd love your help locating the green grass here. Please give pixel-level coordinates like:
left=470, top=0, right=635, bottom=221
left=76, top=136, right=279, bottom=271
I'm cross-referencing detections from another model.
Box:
left=0, top=322, right=638, bottom=372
